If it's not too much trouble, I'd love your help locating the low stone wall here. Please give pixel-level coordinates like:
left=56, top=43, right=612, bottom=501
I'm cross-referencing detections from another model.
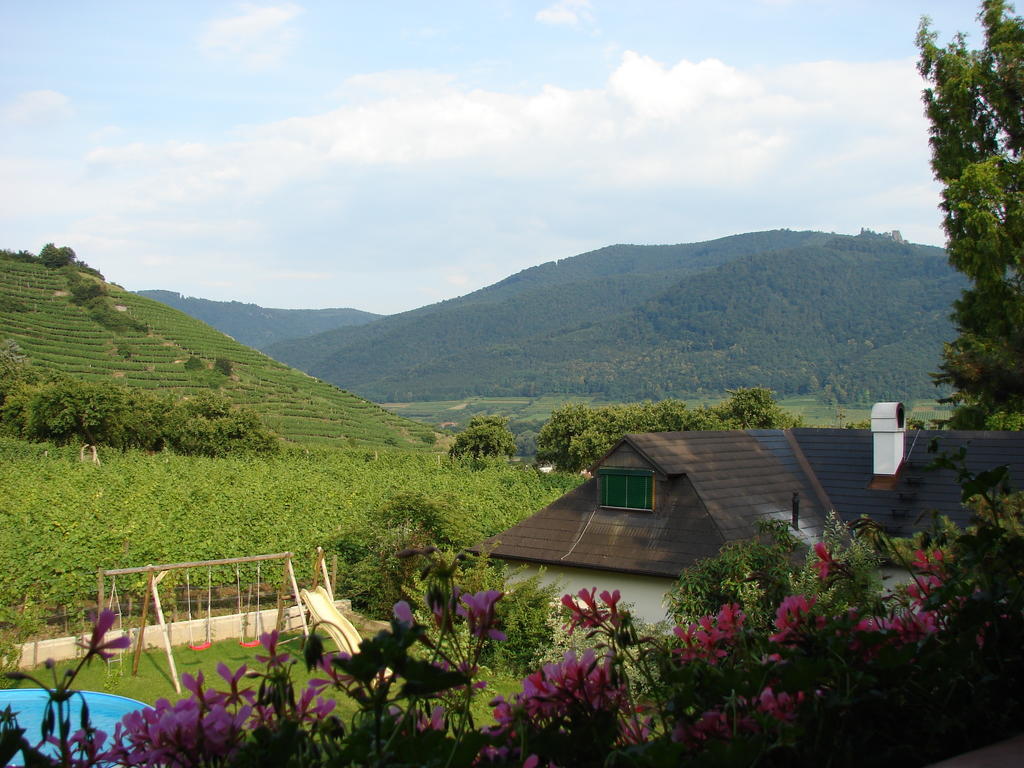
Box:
left=17, top=599, right=351, bottom=669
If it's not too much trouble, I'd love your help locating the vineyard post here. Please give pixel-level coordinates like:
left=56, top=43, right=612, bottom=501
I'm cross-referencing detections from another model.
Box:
left=330, top=554, right=337, bottom=599
left=150, top=569, right=181, bottom=694
left=315, top=546, right=334, bottom=599
left=133, top=572, right=153, bottom=676
left=275, top=581, right=285, bottom=631
left=285, top=557, right=307, bottom=636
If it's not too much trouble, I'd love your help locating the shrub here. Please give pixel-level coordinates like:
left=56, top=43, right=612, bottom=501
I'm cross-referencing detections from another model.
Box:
left=163, top=392, right=278, bottom=457
left=214, top=357, right=233, bottom=376
left=667, top=518, right=800, bottom=632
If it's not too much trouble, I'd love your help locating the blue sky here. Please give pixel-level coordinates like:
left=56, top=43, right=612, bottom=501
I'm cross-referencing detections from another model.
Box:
left=1, top=1, right=984, bottom=313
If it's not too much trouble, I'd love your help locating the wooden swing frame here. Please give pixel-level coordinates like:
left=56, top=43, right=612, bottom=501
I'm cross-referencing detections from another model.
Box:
left=97, top=552, right=306, bottom=695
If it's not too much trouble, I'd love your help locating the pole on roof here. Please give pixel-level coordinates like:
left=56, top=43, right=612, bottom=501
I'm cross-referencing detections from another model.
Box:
left=791, top=491, right=800, bottom=530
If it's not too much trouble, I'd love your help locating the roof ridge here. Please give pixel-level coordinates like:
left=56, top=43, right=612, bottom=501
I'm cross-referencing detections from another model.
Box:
left=783, top=429, right=836, bottom=514
left=682, top=474, right=728, bottom=547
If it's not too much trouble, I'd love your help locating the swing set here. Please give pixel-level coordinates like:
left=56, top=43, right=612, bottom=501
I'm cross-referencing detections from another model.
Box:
left=97, top=552, right=306, bottom=694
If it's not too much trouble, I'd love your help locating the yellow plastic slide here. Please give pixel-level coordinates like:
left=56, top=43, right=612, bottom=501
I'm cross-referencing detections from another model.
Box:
left=299, top=586, right=365, bottom=656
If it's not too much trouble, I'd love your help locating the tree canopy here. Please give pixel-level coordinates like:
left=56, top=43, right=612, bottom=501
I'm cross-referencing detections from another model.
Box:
left=0, top=367, right=279, bottom=456
left=918, top=1, right=1024, bottom=426
left=448, top=414, right=516, bottom=460
left=536, top=388, right=800, bottom=472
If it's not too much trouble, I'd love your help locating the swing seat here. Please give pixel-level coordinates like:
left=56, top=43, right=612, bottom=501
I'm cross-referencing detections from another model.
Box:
left=189, top=641, right=212, bottom=651
left=239, top=639, right=261, bottom=648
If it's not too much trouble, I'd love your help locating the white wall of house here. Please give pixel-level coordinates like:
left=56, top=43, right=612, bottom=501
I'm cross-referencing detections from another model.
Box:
left=509, top=563, right=677, bottom=625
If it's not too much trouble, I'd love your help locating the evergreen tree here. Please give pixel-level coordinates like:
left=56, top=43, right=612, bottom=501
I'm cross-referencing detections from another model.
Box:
left=918, top=1, right=1024, bottom=425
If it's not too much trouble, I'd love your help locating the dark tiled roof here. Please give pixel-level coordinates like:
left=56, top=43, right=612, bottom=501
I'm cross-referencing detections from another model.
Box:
left=482, top=430, right=827, bottom=579
left=790, top=428, right=1024, bottom=535
left=623, top=431, right=826, bottom=542
left=483, top=427, right=1024, bottom=579
left=480, top=476, right=725, bottom=578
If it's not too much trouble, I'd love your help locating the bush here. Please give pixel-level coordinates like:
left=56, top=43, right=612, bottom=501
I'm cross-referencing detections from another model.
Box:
left=214, top=357, right=233, bottom=376
left=163, top=392, right=278, bottom=457
left=667, top=518, right=801, bottom=632
left=0, top=376, right=276, bottom=456
left=667, top=514, right=882, bottom=632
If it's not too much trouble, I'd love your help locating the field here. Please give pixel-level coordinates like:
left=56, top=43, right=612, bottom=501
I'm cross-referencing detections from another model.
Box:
left=0, top=439, right=580, bottom=622
left=384, top=394, right=955, bottom=432
left=0, top=257, right=436, bottom=450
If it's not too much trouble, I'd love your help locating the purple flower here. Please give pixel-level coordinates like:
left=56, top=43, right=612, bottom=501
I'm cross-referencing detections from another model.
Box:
left=393, top=600, right=414, bottom=627
left=78, top=609, right=131, bottom=660
left=457, top=590, right=504, bottom=640
left=255, top=630, right=290, bottom=667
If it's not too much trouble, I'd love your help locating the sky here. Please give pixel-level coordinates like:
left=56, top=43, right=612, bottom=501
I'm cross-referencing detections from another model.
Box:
left=0, top=1, right=986, bottom=314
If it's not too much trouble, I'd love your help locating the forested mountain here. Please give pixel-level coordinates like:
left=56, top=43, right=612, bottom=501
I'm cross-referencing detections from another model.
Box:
left=0, top=252, right=435, bottom=449
left=265, top=230, right=962, bottom=404
left=135, top=290, right=381, bottom=350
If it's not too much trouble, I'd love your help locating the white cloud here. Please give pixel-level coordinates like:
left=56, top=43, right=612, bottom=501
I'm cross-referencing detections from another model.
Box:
left=198, top=3, right=303, bottom=70
left=608, top=53, right=762, bottom=121
left=36, top=52, right=933, bottom=207
left=265, top=270, right=333, bottom=281
left=2, top=49, right=942, bottom=310
left=444, top=270, right=471, bottom=287
left=2, top=90, right=73, bottom=124
left=536, top=0, right=594, bottom=27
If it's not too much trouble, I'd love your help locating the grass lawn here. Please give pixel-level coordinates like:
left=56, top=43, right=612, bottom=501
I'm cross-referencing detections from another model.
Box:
left=8, top=633, right=521, bottom=727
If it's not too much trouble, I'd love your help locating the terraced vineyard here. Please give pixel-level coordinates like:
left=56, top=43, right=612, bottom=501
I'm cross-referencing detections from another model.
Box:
left=0, top=258, right=437, bottom=449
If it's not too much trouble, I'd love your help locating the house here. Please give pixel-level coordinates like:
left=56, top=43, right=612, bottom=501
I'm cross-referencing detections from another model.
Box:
left=479, top=403, right=1024, bottom=623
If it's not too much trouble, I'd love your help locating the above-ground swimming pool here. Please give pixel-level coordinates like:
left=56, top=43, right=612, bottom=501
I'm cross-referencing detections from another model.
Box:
left=0, top=688, right=149, bottom=755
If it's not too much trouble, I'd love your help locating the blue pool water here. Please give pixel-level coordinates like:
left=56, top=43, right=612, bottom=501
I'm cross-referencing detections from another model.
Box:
left=0, top=688, right=149, bottom=754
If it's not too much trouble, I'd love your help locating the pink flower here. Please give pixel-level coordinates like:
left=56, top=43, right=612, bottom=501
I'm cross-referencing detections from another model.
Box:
left=674, top=708, right=733, bottom=746
left=755, top=686, right=804, bottom=722
left=491, top=648, right=638, bottom=743
left=770, top=595, right=824, bottom=645
left=888, top=609, right=939, bottom=644
left=911, top=548, right=949, bottom=576
left=561, top=587, right=623, bottom=633
left=813, top=542, right=837, bottom=581
left=673, top=603, right=745, bottom=665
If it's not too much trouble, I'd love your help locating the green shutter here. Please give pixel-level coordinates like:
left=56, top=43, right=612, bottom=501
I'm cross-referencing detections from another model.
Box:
left=598, top=468, right=653, bottom=510
left=602, top=472, right=628, bottom=507
left=627, top=474, right=652, bottom=509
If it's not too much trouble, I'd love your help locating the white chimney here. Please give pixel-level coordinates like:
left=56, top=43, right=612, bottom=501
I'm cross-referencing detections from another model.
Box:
left=871, top=402, right=905, bottom=476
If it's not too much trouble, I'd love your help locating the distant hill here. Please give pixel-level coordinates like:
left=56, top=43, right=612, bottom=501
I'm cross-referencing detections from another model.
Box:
left=265, top=230, right=963, bottom=404
left=0, top=255, right=435, bottom=450
left=136, top=290, right=381, bottom=350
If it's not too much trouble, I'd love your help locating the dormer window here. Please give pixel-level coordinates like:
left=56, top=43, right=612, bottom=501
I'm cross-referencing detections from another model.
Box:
left=598, top=467, right=654, bottom=510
